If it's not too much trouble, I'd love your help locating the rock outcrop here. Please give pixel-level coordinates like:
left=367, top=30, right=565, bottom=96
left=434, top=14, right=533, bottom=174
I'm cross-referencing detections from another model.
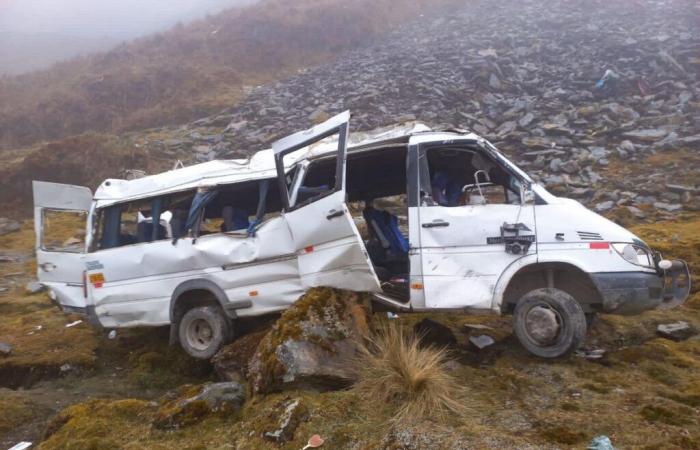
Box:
left=247, top=287, right=371, bottom=394
left=153, top=382, right=246, bottom=430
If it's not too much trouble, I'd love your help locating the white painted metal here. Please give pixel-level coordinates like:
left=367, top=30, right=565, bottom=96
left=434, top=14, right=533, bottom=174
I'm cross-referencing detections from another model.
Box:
left=417, top=203, right=536, bottom=310
left=31, top=115, right=665, bottom=330
left=32, top=181, right=92, bottom=311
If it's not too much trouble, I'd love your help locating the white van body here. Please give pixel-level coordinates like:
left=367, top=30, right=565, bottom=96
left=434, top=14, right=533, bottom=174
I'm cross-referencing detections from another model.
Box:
left=33, top=112, right=690, bottom=358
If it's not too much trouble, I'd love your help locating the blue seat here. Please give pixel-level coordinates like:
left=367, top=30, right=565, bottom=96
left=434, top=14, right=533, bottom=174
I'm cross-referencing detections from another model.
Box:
left=364, top=208, right=408, bottom=257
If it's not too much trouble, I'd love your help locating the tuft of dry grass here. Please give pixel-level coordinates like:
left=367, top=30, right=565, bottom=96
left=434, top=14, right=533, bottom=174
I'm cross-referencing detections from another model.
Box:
left=352, top=323, right=464, bottom=423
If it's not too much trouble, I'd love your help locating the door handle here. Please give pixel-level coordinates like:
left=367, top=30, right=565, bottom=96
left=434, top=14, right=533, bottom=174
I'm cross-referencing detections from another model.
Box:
left=326, top=209, right=344, bottom=220
left=422, top=220, right=450, bottom=228
left=40, top=262, right=56, bottom=272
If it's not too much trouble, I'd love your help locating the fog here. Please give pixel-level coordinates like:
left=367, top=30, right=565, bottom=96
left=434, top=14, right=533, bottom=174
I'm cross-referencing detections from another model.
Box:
left=0, top=0, right=257, bottom=75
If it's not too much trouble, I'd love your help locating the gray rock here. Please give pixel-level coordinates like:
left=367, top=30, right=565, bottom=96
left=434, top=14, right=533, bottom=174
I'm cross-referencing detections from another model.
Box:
left=623, top=128, right=669, bottom=142
left=469, top=334, right=495, bottom=350
left=25, top=281, right=45, bottom=294
left=263, top=398, right=308, bottom=443
left=489, top=73, right=502, bottom=90
left=653, top=202, right=682, bottom=212
left=595, top=201, right=615, bottom=212
left=153, top=382, right=246, bottom=430
left=657, top=321, right=696, bottom=342
left=248, top=288, right=370, bottom=394
left=518, top=112, right=535, bottom=128
left=0, top=218, right=20, bottom=236
left=0, top=342, right=12, bottom=356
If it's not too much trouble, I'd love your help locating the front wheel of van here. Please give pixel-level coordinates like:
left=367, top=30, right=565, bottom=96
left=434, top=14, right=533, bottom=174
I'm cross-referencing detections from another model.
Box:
left=179, top=306, right=231, bottom=359
left=513, top=288, right=586, bottom=359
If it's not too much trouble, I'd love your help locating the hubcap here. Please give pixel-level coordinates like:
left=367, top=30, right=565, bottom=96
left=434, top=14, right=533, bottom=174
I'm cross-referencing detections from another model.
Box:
left=186, top=318, right=214, bottom=351
left=525, top=305, right=561, bottom=345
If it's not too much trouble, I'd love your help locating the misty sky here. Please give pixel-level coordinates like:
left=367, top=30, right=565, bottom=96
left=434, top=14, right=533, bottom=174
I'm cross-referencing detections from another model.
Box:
left=0, top=0, right=254, bottom=38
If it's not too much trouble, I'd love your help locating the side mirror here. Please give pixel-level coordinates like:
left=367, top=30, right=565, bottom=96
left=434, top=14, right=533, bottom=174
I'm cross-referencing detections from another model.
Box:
left=521, top=188, right=535, bottom=205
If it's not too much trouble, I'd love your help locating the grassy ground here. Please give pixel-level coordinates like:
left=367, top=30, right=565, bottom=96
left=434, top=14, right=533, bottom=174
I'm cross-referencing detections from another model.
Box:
left=2, top=215, right=698, bottom=449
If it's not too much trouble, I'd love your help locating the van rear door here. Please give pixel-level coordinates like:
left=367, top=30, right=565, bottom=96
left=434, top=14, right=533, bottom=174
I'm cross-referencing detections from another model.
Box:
left=274, top=111, right=381, bottom=292
left=32, top=181, right=92, bottom=313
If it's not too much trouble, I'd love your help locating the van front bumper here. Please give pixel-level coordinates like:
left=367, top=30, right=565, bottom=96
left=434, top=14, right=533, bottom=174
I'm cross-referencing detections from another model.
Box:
left=591, top=261, right=690, bottom=315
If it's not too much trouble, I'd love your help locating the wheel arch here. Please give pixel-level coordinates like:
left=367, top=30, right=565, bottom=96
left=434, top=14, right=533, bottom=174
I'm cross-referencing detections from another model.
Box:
left=170, top=279, right=231, bottom=323
left=496, top=261, right=603, bottom=314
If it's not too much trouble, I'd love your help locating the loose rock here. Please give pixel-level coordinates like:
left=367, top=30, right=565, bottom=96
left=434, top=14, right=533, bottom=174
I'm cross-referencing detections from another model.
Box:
left=153, top=382, right=246, bottom=430
left=657, top=321, right=697, bottom=342
left=248, top=287, right=370, bottom=394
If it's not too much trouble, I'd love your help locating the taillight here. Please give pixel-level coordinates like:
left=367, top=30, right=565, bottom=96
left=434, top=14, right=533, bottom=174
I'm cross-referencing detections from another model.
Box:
left=82, top=270, right=88, bottom=298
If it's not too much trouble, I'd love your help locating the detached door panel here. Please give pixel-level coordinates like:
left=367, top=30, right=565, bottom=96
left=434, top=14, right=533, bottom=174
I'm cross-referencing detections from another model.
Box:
left=274, top=111, right=380, bottom=292
left=32, top=181, right=92, bottom=311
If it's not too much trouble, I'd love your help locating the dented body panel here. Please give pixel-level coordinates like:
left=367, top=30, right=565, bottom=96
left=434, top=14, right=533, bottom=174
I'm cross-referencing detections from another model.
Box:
left=31, top=112, right=689, bottom=331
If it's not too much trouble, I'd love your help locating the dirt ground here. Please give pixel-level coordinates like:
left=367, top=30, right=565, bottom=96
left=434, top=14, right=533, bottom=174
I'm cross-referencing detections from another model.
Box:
left=1, top=215, right=698, bottom=449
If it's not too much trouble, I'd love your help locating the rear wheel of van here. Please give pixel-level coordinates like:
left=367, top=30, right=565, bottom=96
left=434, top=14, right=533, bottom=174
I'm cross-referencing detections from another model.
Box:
left=178, top=306, right=231, bottom=359
left=513, top=288, right=586, bottom=358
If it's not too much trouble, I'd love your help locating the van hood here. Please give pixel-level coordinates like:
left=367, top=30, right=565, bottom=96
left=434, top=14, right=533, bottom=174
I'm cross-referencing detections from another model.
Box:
left=534, top=187, right=644, bottom=245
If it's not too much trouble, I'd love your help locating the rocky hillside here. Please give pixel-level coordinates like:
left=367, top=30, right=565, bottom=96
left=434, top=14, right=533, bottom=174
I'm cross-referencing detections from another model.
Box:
left=153, top=0, right=699, bottom=221
left=0, top=0, right=456, bottom=150
left=2, top=0, right=698, bottom=220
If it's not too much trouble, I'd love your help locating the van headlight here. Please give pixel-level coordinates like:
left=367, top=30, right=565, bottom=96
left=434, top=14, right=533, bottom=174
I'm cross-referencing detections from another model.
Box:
left=612, top=243, right=654, bottom=267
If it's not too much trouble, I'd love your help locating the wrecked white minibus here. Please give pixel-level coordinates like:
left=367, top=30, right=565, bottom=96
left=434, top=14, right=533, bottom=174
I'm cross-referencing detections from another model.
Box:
left=33, top=111, right=690, bottom=359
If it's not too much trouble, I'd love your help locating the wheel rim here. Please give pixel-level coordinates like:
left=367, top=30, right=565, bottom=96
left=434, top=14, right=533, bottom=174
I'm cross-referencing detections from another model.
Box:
left=524, top=304, right=562, bottom=346
left=186, top=318, right=214, bottom=351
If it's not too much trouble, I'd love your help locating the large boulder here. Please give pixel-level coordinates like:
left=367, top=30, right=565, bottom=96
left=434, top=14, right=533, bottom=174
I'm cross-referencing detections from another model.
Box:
left=212, top=328, right=269, bottom=382
left=152, top=382, right=246, bottom=430
left=248, top=287, right=371, bottom=394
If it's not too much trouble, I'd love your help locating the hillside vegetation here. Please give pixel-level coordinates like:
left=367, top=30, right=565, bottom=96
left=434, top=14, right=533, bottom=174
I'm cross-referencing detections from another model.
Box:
left=0, top=0, right=455, bottom=150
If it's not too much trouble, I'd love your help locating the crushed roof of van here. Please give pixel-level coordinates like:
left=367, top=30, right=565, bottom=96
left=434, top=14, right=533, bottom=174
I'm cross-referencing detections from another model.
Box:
left=93, top=121, right=478, bottom=205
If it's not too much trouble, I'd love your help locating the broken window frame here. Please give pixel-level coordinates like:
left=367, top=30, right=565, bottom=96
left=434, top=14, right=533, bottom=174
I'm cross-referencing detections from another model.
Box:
left=91, top=190, right=195, bottom=251
left=417, top=140, right=527, bottom=208
left=39, top=208, right=88, bottom=253
left=274, top=114, right=349, bottom=212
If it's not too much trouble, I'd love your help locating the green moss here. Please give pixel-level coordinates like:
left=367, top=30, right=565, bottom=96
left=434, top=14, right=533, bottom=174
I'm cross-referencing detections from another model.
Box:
left=582, top=382, right=611, bottom=394
left=640, top=404, right=693, bottom=426
left=251, top=287, right=370, bottom=394
left=539, top=424, right=587, bottom=445
left=560, top=402, right=581, bottom=412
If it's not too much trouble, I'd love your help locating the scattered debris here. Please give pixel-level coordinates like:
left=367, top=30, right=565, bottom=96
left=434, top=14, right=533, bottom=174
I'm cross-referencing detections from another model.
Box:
left=656, top=321, right=697, bottom=342
left=8, top=443, right=32, bottom=450
left=303, top=434, right=325, bottom=449
left=463, top=323, right=494, bottom=331
left=576, top=348, right=607, bottom=360
left=588, top=435, right=616, bottom=450
left=469, top=334, right=495, bottom=350
left=0, top=342, right=13, bottom=356
left=65, top=320, right=82, bottom=328
left=107, top=330, right=117, bottom=339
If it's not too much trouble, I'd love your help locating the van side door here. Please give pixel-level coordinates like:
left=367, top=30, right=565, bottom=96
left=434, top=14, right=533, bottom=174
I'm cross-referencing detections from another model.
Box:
left=32, top=181, right=92, bottom=313
left=274, top=111, right=381, bottom=292
left=413, top=140, right=537, bottom=310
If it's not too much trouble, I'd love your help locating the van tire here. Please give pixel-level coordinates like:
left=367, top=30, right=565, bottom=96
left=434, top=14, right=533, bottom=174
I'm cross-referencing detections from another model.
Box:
left=513, top=288, right=586, bottom=358
left=178, top=306, right=231, bottom=359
